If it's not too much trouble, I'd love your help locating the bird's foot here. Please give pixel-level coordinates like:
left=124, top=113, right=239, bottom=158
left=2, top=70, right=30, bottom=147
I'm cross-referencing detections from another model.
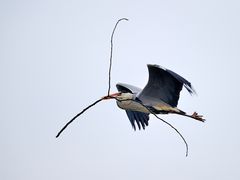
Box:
left=191, top=112, right=205, bottom=122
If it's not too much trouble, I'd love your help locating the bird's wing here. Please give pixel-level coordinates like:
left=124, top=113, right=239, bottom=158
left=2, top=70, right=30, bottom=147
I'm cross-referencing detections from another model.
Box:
left=116, top=83, right=149, bottom=130
left=126, top=110, right=149, bottom=130
left=137, top=64, right=196, bottom=107
left=116, top=83, right=142, bottom=93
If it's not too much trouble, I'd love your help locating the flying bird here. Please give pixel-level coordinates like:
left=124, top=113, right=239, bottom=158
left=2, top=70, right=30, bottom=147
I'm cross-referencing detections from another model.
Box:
left=103, top=64, right=204, bottom=130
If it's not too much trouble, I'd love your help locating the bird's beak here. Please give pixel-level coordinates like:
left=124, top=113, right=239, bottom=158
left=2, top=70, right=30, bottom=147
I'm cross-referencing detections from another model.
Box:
left=102, top=92, right=121, bottom=100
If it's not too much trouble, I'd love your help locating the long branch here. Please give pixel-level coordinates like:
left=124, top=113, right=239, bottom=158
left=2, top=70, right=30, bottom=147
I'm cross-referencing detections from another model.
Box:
left=56, top=98, right=103, bottom=138
left=108, top=18, right=128, bottom=95
left=136, top=101, right=188, bottom=156
left=116, top=98, right=189, bottom=156
left=150, top=113, right=189, bottom=156
left=56, top=18, right=128, bottom=138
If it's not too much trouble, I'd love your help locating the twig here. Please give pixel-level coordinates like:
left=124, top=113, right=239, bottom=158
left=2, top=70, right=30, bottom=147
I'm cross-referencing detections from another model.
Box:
left=116, top=98, right=189, bottom=156
left=108, top=18, right=128, bottom=96
left=150, top=112, right=188, bottom=156
left=137, top=101, right=188, bottom=156
left=56, top=98, right=103, bottom=138
left=56, top=18, right=128, bottom=138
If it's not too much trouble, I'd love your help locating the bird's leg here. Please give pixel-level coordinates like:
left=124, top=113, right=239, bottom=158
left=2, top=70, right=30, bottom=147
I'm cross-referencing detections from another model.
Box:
left=181, top=112, right=205, bottom=122
left=190, top=112, right=205, bottom=122
left=171, top=111, right=205, bottom=122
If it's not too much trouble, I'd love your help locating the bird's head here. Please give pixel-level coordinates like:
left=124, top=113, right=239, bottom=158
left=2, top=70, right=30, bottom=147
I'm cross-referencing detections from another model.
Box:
left=102, top=92, right=134, bottom=101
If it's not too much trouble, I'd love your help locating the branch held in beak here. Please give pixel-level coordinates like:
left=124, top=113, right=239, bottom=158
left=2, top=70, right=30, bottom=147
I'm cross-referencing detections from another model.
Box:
left=102, top=92, right=121, bottom=100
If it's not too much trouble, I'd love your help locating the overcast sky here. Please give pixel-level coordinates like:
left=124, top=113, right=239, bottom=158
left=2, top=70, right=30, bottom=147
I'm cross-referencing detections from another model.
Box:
left=1, top=0, right=240, bottom=179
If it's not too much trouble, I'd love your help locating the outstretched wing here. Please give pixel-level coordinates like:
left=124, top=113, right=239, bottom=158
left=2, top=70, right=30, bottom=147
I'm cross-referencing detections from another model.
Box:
left=137, top=64, right=196, bottom=107
left=116, top=83, right=149, bottom=130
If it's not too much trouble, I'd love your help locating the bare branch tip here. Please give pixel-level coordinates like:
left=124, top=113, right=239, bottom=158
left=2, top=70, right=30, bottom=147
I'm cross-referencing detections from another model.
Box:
left=119, top=18, right=129, bottom=21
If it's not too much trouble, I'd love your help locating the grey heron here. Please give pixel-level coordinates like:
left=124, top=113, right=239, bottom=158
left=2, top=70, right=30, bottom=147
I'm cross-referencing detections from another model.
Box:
left=103, top=64, right=204, bottom=130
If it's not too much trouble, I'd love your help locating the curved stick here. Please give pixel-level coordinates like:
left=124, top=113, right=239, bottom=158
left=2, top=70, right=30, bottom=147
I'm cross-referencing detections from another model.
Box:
left=108, top=18, right=128, bottom=95
left=136, top=101, right=188, bottom=156
left=116, top=98, right=189, bottom=156
left=56, top=18, right=128, bottom=138
left=56, top=98, right=103, bottom=138
left=150, top=113, right=189, bottom=157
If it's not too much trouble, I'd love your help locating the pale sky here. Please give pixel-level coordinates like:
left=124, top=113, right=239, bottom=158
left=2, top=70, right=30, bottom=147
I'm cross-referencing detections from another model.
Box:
left=1, top=0, right=240, bottom=179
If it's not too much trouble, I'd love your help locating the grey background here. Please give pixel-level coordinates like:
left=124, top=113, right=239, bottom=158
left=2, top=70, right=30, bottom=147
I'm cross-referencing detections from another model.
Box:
left=1, top=0, right=240, bottom=179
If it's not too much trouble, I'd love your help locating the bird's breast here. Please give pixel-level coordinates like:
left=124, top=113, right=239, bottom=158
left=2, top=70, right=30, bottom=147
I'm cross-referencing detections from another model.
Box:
left=116, top=100, right=132, bottom=109
left=116, top=100, right=149, bottom=113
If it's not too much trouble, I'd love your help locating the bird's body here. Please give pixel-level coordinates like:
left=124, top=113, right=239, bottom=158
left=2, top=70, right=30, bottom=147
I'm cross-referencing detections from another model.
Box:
left=116, top=94, right=149, bottom=113
left=115, top=92, right=180, bottom=114
left=104, top=64, right=204, bottom=130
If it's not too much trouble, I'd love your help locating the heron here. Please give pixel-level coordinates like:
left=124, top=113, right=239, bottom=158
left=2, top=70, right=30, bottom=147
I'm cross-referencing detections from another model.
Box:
left=103, top=64, right=204, bottom=130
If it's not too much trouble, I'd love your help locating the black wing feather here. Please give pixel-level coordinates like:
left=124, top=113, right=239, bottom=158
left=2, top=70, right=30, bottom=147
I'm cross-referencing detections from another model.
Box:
left=126, top=110, right=149, bottom=130
left=126, top=110, right=136, bottom=130
left=138, top=64, right=195, bottom=107
left=166, top=69, right=196, bottom=94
